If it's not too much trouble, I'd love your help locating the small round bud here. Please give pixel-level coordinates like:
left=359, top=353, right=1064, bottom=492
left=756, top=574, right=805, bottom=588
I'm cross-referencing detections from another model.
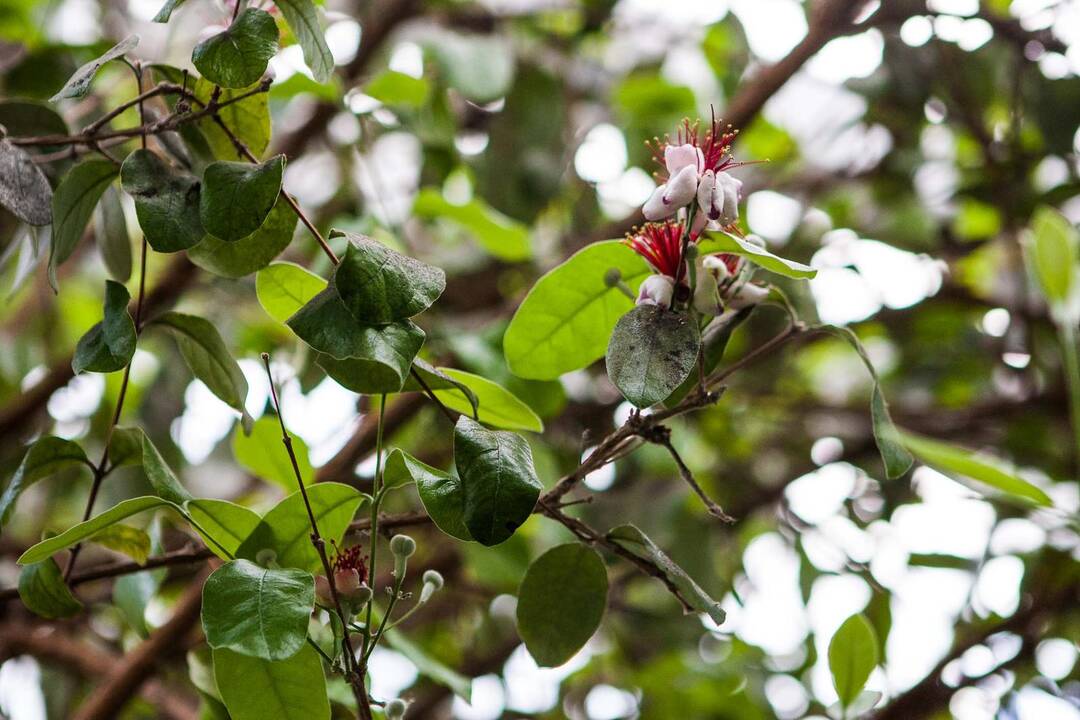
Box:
left=385, top=698, right=407, bottom=719
left=390, top=534, right=416, bottom=558
left=684, top=243, right=700, bottom=261
left=255, top=548, right=278, bottom=567
left=603, top=268, right=623, bottom=288
left=422, top=570, right=444, bottom=590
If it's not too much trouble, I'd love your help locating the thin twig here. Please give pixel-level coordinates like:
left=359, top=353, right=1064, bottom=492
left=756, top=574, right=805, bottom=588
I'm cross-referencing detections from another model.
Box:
left=260, top=354, right=371, bottom=718
left=652, top=430, right=734, bottom=522
left=408, top=367, right=458, bottom=424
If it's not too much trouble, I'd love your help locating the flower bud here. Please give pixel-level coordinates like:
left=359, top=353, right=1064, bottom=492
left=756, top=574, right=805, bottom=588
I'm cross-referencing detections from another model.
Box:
left=389, top=534, right=416, bottom=559
left=255, top=548, right=278, bottom=568
left=636, top=274, right=675, bottom=307
left=385, top=698, right=407, bottom=719
left=603, top=267, right=623, bottom=288
left=422, top=569, right=444, bottom=590
left=684, top=243, right=700, bottom=261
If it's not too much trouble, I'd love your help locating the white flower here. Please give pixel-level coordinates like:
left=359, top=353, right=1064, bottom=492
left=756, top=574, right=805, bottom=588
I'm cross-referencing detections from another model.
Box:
left=692, top=255, right=732, bottom=315
left=643, top=163, right=699, bottom=220
left=697, top=170, right=741, bottom=225
left=636, top=274, right=675, bottom=307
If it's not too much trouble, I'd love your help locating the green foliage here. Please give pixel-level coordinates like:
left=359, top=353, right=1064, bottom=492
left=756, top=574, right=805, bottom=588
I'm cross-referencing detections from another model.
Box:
left=1025, top=206, right=1079, bottom=319
left=19, top=497, right=177, bottom=565
left=19, top=558, right=83, bottom=619
left=429, top=368, right=542, bottom=432
left=49, top=159, right=117, bottom=287
left=189, top=198, right=297, bottom=278
left=214, top=645, right=330, bottom=720
left=199, top=156, right=285, bottom=241
left=699, top=232, right=817, bottom=279
left=72, top=280, right=136, bottom=374
left=0, top=436, right=91, bottom=530
left=192, top=8, right=278, bottom=89
left=233, top=416, right=312, bottom=491
left=365, top=70, right=430, bottom=107
left=504, top=241, right=650, bottom=379
left=151, top=312, right=253, bottom=428
left=49, top=35, right=138, bottom=101
left=90, top=523, right=151, bottom=563
left=186, top=499, right=263, bottom=559
left=272, top=0, right=334, bottom=84
left=385, top=449, right=471, bottom=541
left=121, top=149, right=205, bottom=252
left=828, top=614, right=878, bottom=710
left=152, top=0, right=185, bottom=23
left=516, top=543, right=608, bottom=667
left=256, top=261, right=327, bottom=322
left=424, top=31, right=515, bottom=103
left=454, top=416, right=542, bottom=546
left=606, top=304, right=700, bottom=409
left=413, top=188, right=531, bottom=261
left=95, top=186, right=132, bottom=281
left=236, top=483, right=364, bottom=571
left=202, top=559, right=314, bottom=660
left=898, top=431, right=1053, bottom=507
left=605, top=524, right=725, bottom=625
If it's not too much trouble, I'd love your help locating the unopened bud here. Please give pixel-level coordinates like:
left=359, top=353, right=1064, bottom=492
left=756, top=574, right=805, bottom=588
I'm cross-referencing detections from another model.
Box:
left=390, top=534, right=416, bottom=558
left=744, top=234, right=766, bottom=248
left=603, top=268, right=623, bottom=288
left=255, top=548, right=278, bottom=568
left=422, top=570, right=444, bottom=590
left=385, top=698, right=407, bottom=719
left=684, top=243, right=699, bottom=261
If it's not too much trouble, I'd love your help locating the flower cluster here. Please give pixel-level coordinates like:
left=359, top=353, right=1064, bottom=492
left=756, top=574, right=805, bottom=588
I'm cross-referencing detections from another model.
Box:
left=316, top=542, right=371, bottom=607
left=623, top=114, right=768, bottom=316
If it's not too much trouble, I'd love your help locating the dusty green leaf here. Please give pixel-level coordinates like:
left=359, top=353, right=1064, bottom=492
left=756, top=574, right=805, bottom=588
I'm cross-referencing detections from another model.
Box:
left=121, top=148, right=205, bottom=252
left=50, top=35, right=139, bottom=101
left=199, top=156, right=284, bottom=241
left=699, top=231, right=817, bottom=279
left=192, top=8, right=278, bottom=89
left=516, top=543, right=607, bottom=667
left=455, top=416, right=541, bottom=546
left=606, top=304, right=700, bottom=409
left=94, top=185, right=132, bottom=281
left=0, top=138, right=52, bottom=225
left=152, top=0, right=186, bottom=22
left=72, top=280, right=136, bottom=374
left=189, top=199, right=296, bottom=278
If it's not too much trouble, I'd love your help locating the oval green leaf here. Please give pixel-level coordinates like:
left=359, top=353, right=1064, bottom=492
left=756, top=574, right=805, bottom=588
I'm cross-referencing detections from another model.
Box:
left=256, top=261, right=327, bottom=323
left=121, top=149, right=205, bottom=252
left=189, top=198, right=297, bottom=278
left=828, top=613, right=879, bottom=709
left=214, top=645, right=330, bottom=720
left=606, top=303, right=700, bottom=409
left=192, top=8, right=278, bottom=89
left=384, top=449, right=472, bottom=541
left=699, top=231, right=817, bottom=279
left=516, top=543, right=607, bottom=667
left=431, top=368, right=542, bottom=432
left=50, top=159, right=118, bottom=288
left=73, top=280, right=136, bottom=374
left=200, top=155, right=284, bottom=242
left=233, top=416, right=313, bottom=491
left=0, top=436, right=92, bottom=530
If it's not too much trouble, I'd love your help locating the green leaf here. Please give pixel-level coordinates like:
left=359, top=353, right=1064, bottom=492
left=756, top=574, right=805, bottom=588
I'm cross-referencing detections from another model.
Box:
left=151, top=312, right=252, bottom=426
left=193, top=78, right=271, bottom=159
left=365, top=70, right=430, bottom=107
left=413, top=188, right=530, bottom=261
left=384, top=628, right=473, bottom=702
left=214, top=645, right=330, bottom=720
left=314, top=327, right=426, bottom=394
left=233, top=416, right=312, bottom=491
left=199, top=156, right=285, bottom=241
left=152, top=0, right=186, bottom=22
left=401, top=358, right=479, bottom=418
left=824, top=326, right=914, bottom=480
left=236, top=483, right=364, bottom=572
left=116, top=426, right=193, bottom=504
left=19, top=558, right=83, bottom=619
left=828, top=614, right=878, bottom=709
left=699, top=231, right=817, bottom=279
left=49, top=159, right=118, bottom=288
left=329, top=230, right=446, bottom=325
left=516, top=543, right=607, bottom=667
left=0, top=138, right=52, bottom=225
left=454, top=416, right=542, bottom=546
left=202, top=559, right=314, bottom=660
left=189, top=199, right=297, bottom=278
left=90, top=523, right=151, bottom=564
left=272, top=0, right=333, bottom=84
left=606, top=304, right=700, bottom=409
left=50, top=35, right=139, bottom=101
left=114, top=522, right=166, bottom=635
left=504, top=240, right=650, bottom=380
left=605, top=524, right=725, bottom=625
left=897, top=431, right=1053, bottom=507
left=18, top=497, right=179, bottom=565
left=120, top=148, right=205, bottom=252
left=1025, top=206, right=1079, bottom=316
left=665, top=306, right=751, bottom=406
left=424, top=30, right=514, bottom=103
left=106, top=427, right=144, bottom=468
left=192, top=8, right=278, bottom=89
left=0, top=437, right=91, bottom=530
left=385, top=449, right=471, bottom=541
left=73, top=280, right=136, bottom=374
left=256, top=261, right=327, bottom=323
left=95, top=185, right=132, bottom=281
left=186, top=498, right=262, bottom=559
left=907, top=553, right=978, bottom=571
left=431, top=368, right=542, bottom=432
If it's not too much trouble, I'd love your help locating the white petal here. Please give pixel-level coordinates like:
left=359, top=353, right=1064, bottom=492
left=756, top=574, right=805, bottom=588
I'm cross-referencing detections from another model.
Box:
left=702, top=254, right=732, bottom=278
left=643, top=184, right=674, bottom=220
left=664, top=164, right=699, bottom=208
left=664, top=143, right=702, bottom=176
left=727, top=283, right=769, bottom=309
left=693, top=264, right=721, bottom=315
left=715, top=171, right=742, bottom=223
left=697, top=170, right=716, bottom=217
left=637, top=274, right=675, bottom=307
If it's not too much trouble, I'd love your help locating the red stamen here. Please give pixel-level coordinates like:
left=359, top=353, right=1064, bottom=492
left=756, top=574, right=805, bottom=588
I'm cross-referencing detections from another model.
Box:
left=332, top=542, right=369, bottom=583
left=625, top=221, right=695, bottom=278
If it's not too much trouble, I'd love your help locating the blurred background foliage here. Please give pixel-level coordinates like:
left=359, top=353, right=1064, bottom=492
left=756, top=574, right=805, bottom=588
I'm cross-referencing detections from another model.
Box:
left=1, top=0, right=1079, bottom=719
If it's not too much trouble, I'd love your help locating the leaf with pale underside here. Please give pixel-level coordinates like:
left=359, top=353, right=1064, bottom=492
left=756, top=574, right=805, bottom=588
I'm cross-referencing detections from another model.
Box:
left=50, top=35, right=139, bottom=102
left=0, top=139, right=52, bottom=226
left=606, top=304, right=700, bottom=409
